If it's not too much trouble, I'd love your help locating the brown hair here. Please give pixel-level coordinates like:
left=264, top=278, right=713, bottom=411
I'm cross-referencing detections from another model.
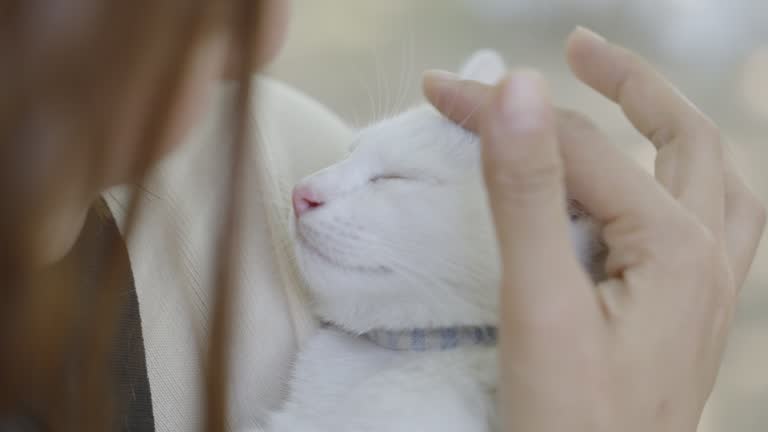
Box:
left=0, top=1, right=260, bottom=430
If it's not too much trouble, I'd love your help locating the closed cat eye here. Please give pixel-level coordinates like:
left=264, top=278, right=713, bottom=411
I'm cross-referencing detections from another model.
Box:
left=370, top=174, right=408, bottom=183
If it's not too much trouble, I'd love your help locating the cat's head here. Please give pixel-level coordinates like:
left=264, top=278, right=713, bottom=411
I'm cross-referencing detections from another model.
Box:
left=288, top=50, right=508, bottom=333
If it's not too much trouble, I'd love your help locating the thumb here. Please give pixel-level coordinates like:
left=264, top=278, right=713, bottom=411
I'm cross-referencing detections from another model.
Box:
left=481, top=71, right=594, bottom=317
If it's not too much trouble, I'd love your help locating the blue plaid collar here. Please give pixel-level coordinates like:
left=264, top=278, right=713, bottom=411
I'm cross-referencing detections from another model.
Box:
left=361, top=326, right=498, bottom=351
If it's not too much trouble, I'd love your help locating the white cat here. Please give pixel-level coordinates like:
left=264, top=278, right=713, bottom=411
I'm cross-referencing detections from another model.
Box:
left=266, top=50, right=602, bottom=432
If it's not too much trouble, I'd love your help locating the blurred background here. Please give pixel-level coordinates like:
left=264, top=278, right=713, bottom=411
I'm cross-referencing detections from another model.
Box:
left=268, top=0, right=768, bottom=430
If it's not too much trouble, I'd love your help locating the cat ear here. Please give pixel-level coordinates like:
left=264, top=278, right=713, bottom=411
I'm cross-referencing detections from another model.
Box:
left=459, top=49, right=506, bottom=85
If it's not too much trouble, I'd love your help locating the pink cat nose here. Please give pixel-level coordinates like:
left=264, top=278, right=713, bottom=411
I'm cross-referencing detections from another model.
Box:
left=292, top=186, right=324, bottom=217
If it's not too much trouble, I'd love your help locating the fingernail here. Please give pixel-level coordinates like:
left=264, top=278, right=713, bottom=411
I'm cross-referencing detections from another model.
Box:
left=499, top=69, right=547, bottom=131
left=573, top=26, right=607, bottom=43
left=423, top=69, right=460, bottom=83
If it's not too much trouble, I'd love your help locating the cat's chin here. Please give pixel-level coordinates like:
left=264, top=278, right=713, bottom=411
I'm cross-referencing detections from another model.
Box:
left=289, top=211, right=501, bottom=334
left=295, top=228, right=393, bottom=275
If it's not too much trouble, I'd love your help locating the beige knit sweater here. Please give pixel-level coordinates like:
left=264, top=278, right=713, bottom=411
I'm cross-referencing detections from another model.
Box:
left=106, top=76, right=353, bottom=431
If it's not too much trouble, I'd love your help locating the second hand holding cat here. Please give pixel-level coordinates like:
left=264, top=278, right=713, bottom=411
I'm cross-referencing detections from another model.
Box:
left=422, top=27, right=765, bottom=432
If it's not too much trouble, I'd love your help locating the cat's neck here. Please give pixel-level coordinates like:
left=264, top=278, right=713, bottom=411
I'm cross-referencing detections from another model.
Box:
left=314, top=291, right=497, bottom=335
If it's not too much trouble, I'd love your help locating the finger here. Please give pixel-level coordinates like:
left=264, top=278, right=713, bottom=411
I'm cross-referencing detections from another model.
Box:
left=423, top=71, right=684, bottom=261
left=565, top=26, right=725, bottom=236
left=424, top=67, right=752, bottom=286
left=554, top=111, right=692, bottom=275
left=480, top=70, right=596, bottom=319
left=566, top=27, right=765, bottom=288
left=423, top=70, right=492, bottom=133
left=554, top=111, right=672, bottom=221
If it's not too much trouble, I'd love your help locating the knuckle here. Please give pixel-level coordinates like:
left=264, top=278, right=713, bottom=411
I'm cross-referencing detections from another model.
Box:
left=667, top=215, right=720, bottom=268
left=554, top=111, right=613, bottom=168
left=557, top=109, right=598, bottom=130
left=484, top=155, right=563, bottom=201
left=650, top=116, right=722, bottom=154
left=647, top=123, right=673, bottom=149
left=631, top=208, right=719, bottom=273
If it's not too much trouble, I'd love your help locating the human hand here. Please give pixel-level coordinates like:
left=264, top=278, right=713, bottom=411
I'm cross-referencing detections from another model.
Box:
left=422, top=27, right=765, bottom=432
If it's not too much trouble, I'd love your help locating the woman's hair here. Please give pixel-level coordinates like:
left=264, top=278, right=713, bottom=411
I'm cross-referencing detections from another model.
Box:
left=0, top=1, right=260, bottom=430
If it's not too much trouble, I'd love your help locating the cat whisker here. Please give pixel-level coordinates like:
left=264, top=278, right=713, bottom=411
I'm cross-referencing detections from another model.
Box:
left=349, top=64, right=377, bottom=127
left=393, top=21, right=415, bottom=118
left=383, top=48, right=394, bottom=120
left=392, top=41, right=407, bottom=119
left=361, top=76, right=377, bottom=127
left=369, top=232, right=495, bottom=290
left=373, top=46, right=385, bottom=121
left=404, top=25, right=417, bottom=113
left=376, top=250, right=446, bottom=305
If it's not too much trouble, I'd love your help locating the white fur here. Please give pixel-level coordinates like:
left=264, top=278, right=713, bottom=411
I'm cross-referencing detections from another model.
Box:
left=459, top=49, right=506, bottom=85
left=263, top=50, right=601, bottom=432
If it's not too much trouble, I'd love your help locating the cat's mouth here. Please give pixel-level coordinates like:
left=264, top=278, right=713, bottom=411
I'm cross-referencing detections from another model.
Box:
left=294, top=225, right=392, bottom=275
